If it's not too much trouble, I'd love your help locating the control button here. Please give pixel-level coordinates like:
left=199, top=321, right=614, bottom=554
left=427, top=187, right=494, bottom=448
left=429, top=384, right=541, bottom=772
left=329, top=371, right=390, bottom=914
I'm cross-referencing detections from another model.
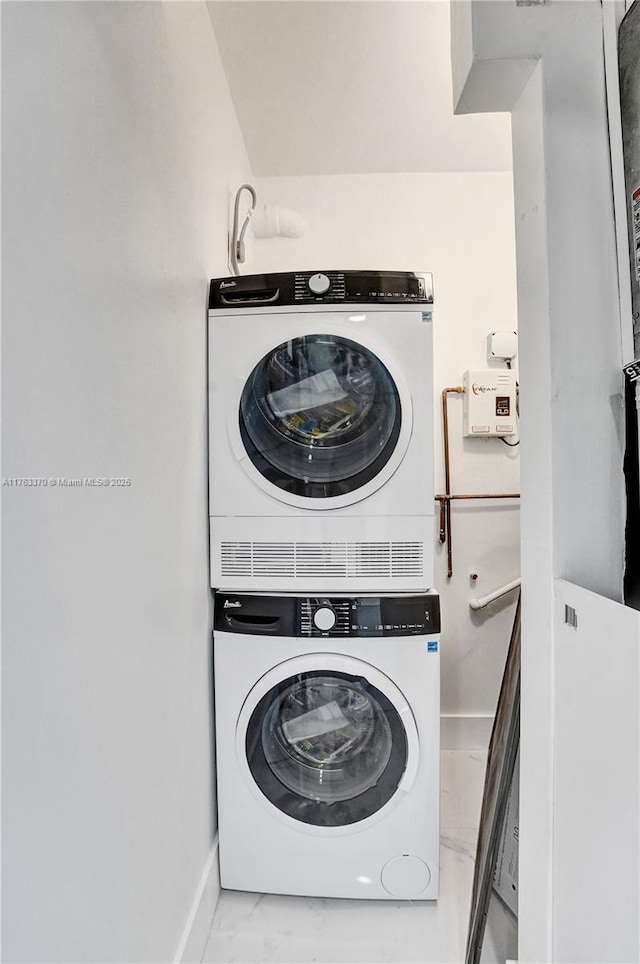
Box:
left=308, top=273, right=330, bottom=295
left=313, top=606, right=336, bottom=631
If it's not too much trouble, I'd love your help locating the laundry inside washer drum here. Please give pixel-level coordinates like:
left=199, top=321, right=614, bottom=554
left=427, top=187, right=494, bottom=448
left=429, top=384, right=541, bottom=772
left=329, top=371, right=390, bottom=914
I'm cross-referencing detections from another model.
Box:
left=246, top=671, right=409, bottom=826
left=239, top=335, right=401, bottom=495
left=264, top=676, right=392, bottom=801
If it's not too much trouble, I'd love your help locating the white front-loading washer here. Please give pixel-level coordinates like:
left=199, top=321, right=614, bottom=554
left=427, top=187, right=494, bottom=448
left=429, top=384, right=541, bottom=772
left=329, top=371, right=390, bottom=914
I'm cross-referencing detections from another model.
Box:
left=213, top=590, right=440, bottom=901
left=208, top=270, right=434, bottom=593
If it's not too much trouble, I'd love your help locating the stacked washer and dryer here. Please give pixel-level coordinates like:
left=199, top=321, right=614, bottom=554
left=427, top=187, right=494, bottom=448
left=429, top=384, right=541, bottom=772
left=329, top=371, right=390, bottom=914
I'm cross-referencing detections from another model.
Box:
left=208, top=270, right=441, bottom=901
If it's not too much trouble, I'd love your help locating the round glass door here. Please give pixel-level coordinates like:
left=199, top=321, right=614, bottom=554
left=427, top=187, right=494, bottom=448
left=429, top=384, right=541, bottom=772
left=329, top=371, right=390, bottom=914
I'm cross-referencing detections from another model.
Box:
left=239, top=334, right=401, bottom=499
left=245, top=670, right=408, bottom=827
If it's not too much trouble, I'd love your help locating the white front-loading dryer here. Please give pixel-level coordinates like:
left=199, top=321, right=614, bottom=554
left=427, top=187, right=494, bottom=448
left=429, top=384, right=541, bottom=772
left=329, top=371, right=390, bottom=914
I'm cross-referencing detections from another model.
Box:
left=213, top=590, right=441, bottom=901
left=208, top=270, right=435, bottom=593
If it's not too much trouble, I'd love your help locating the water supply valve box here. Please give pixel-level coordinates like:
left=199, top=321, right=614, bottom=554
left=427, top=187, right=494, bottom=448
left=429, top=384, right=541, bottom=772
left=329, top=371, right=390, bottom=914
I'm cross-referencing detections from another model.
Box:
left=463, top=370, right=517, bottom=437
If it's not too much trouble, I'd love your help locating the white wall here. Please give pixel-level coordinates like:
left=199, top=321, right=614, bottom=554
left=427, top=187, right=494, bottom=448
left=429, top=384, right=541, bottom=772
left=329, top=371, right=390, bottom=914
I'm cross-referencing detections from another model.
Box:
left=1, top=3, right=251, bottom=961
left=252, top=172, right=520, bottom=738
left=451, top=2, right=627, bottom=960
left=553, top=581, right=639, bottom=963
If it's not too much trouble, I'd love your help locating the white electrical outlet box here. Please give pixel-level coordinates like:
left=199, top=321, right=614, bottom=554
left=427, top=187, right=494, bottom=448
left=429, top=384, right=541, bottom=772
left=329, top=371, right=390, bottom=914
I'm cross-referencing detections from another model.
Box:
left=463, top=370, right=517, bottom=437
left=487, top=330, right=518, bottom=361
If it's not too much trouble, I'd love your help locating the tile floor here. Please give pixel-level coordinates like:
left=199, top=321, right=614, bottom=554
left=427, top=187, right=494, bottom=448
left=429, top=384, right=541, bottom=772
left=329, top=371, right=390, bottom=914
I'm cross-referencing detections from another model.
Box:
left=202, top=750, right=517, bottom=964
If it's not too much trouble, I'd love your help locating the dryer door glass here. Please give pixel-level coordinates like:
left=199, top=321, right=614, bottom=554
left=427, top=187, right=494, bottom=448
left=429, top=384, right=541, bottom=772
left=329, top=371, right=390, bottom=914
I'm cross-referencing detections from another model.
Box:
left=245, top=670, right=408, bottom=827
left=239, top=335, right=401, bottom=498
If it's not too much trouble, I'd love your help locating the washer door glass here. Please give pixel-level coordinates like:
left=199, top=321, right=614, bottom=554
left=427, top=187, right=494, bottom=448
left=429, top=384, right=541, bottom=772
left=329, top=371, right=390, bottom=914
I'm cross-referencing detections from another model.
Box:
left=245, top=670, right=408, bottom=827
left=239, top=335, right=401, bottom=499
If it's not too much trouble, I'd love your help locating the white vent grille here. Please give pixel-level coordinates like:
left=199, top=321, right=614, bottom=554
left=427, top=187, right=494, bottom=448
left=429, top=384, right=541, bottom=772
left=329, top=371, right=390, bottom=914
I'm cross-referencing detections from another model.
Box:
left=495, top=372, right=514, bottom=386
left=220, top=541, right=424, bottom=579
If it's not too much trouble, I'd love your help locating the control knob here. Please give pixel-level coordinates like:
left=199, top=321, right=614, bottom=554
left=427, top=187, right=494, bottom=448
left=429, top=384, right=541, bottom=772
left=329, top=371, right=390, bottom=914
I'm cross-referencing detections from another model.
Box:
left=308, top=273, right=330, bottom=296
left=313, top=606, right=336, bottom=632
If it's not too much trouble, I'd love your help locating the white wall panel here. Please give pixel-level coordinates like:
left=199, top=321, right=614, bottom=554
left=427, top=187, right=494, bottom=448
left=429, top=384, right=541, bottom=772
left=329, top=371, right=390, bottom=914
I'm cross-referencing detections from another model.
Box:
left=1, top=3, right=251, bottom=961
left=554, top=580, right=640, bottom=963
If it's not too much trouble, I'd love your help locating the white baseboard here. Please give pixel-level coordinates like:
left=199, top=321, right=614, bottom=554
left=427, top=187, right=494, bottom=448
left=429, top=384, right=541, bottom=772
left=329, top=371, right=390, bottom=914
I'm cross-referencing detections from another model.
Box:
left=441, top=714, right=494, bottom=750
left=174, top=835, right=221, bottom=964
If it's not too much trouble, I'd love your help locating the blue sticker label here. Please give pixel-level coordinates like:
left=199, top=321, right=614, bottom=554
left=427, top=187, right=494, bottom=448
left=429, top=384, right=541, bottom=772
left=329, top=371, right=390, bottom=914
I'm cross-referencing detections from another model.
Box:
left=422, top=312, right=433, bottom=323
left=427, top=641, right=438, bottom=653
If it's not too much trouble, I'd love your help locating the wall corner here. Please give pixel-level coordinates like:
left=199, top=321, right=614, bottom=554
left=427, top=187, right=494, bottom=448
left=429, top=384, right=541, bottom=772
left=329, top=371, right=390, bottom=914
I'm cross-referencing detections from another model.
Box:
left=451, top=0, right=537, bottom=115
left=450, top=0, right=475, bottom=112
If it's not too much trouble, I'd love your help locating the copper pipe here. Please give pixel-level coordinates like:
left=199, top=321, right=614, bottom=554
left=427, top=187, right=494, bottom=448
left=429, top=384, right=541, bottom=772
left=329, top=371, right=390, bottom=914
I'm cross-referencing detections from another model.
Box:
left=436, top=493, right=521, bottom=501
left=438, top=497, right=447, bottom=543
left=441, top=387, right=465, bottom=578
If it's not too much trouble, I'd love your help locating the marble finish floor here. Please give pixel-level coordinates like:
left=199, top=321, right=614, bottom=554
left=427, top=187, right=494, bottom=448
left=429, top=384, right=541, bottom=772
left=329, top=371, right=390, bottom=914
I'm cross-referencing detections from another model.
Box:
left=202, top=750, right=517, bottom=963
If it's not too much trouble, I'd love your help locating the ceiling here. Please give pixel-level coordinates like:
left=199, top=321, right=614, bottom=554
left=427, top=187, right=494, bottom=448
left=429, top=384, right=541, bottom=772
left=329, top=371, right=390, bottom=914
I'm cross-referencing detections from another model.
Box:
left=207, top=0, right=512, bottom=177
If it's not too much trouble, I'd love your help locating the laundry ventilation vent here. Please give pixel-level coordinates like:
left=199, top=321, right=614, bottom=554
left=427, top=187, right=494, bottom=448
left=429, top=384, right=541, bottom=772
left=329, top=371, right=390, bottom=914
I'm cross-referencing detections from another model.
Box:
left=220, top=542, right=424, bottom=580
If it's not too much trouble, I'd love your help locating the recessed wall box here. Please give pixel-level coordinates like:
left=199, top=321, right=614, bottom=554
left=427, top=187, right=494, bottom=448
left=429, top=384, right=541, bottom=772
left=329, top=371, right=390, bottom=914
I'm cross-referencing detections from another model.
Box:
left=463, top=370, right=517, bottom=437
left=487, top=330, right=518, bottom=361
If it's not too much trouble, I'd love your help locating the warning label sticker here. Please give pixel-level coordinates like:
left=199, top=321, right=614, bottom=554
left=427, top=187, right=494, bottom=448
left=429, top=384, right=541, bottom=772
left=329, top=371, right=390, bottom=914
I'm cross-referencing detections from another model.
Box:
left=633, top=187, right=640, bottom=282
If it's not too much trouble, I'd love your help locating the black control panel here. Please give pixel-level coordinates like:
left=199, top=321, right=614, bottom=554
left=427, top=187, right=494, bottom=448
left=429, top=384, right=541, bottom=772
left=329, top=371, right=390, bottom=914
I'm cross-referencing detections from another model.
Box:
left=209, top=270, right=433, bottom=309
left=214, top=592, right=441, bottom=638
